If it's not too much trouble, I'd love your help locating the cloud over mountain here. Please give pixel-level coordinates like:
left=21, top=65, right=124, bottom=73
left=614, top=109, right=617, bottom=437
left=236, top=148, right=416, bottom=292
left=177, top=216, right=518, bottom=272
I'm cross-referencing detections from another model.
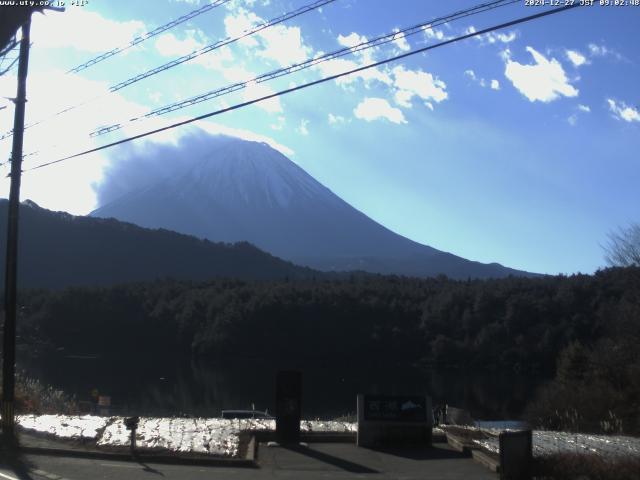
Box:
left=91, top=128, right=533, bottom=279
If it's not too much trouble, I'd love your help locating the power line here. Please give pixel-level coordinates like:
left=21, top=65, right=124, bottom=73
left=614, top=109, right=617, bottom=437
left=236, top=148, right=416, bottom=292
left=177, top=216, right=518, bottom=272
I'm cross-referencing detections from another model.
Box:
left=0, top=56, right=20, bottom=76
left=108, top=0, right=336, bottom=93
left=0, top=150, right=38, bottom=168
left=0, top=38, right=18, bottom=59
left=0, top=35, right=20, bottom=76
left=67, top=0, right=233, bottom=74
left=0, top=0, right=336, bottom=143
left=6, top=0, right=517, bottom=156
left=24, top=4, right=581, bottom=174
left=90, top=0, right=519, bottom=137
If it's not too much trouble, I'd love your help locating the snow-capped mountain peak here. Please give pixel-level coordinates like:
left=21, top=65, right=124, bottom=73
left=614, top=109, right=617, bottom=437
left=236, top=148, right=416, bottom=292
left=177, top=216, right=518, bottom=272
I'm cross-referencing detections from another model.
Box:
left=91, top=134, right=530, bottom=279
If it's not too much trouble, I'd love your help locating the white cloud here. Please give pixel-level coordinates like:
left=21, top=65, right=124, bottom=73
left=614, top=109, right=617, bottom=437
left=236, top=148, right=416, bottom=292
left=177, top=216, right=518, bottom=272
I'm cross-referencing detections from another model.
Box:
left=31, top=8, right=145, bottom=53
left=221, top=65, right=254, bottom=82
left=565, top=49, right=588, bottom=67
left=296, top=119, right=310, bottom=136
left=328, top=113, right=346, bottom=125
left=568, top=103, right=591, bottom=126
left=201, top=46, right=235, bottom=70
left=270, top=116, right=285, bottom=131
left=588, top=43, right=606, bottom=56
left=0, top=70, right=147, bottom=150
left=312, top=30, right=397, bottom=88
left=392, top=66, right=447, bottom=108
left=338, top=32, right=367, bottom=49
left=224, top=8, right=311, bottom=67
left=0, top=65, right=296, bottom=216
left=257, top=24, right=311, bottom=66
left=223, top=8, right=261, bottom=47
left=155, top=31, right=204, bottom=56
left=148, top=91, right=163, bottom=103
left=393, top=90, right=413, bottom=108
left=155, top=30, right=235, bottom=71
left=588, top=43, right=624, bottom=61
left=313, top=55, right=392, bottom=87
left=392, top=30, right=410, bottom=52
left=466, top=26, right=516, bottom=45
left=196, top=121, right=294, bottom=157
left=0, top=70, right=150, bottom=215
left=423, top=25, right=445, bottom=41
left=243, top=81, right=282, bottom=113
left=607, top=99, right=640, bottom=123
left=503, top=47, right=578, bottom=102
left=337, top=32, right=378, bottom=64
left=354, top=97, right=407, bottom=124
left=483, top=31, right=517, bottom=44
left=464, top=69, right=494, bottom=90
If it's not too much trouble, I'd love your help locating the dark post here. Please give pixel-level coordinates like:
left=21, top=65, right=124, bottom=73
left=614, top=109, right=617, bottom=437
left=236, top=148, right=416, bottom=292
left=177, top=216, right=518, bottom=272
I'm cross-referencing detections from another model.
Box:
left=124, top=416, right=140, bottom=455
left=2, top=16, right=32, bottom=441
left=275, top=370, right=302, bottom=445
left=499, top=429, right=532, bottom=480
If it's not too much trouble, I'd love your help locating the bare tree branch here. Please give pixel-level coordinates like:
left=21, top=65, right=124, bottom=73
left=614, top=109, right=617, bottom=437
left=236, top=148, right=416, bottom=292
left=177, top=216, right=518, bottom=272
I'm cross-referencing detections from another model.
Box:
left=604, top=223, right=640, bottom=267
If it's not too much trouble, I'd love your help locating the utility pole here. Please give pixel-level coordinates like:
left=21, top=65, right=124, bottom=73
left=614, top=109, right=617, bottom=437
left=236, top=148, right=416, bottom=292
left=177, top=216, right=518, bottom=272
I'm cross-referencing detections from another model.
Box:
left=2, top=15, right=31, bottom=442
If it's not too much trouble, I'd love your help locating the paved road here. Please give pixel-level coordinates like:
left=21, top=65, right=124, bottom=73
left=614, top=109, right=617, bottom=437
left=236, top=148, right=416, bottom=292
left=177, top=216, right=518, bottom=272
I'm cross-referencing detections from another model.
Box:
left=0, top=442, right=497, bottom=480
left=2, top=457, right=249, bottom=480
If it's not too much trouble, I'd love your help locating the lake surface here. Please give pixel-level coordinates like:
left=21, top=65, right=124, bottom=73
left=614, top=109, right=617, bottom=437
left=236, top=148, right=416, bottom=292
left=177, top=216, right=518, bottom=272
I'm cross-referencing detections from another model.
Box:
left=21, top=353, right=545, bottom=420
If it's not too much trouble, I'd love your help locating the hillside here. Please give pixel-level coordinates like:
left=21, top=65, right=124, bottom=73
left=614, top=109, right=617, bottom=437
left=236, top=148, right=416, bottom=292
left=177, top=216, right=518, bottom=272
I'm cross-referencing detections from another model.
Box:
left=91, top=133, right=534, bottom=279
left=0, top=199, right=317, bottom=289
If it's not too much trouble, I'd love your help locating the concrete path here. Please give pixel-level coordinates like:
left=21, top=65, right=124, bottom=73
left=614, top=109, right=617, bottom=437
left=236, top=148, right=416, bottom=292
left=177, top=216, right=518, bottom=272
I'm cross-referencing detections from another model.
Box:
left=0, top=441, right=496, bottom=479
left=258, top=442, right=496, bottom=479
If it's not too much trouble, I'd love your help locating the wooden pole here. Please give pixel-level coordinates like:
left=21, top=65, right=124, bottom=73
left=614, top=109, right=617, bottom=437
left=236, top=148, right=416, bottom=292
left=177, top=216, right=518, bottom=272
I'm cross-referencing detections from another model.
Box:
left=2, top=15, right=31, bottom=441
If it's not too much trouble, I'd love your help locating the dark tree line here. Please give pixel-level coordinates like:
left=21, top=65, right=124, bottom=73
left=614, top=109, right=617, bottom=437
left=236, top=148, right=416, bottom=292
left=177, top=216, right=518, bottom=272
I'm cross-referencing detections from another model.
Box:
left=15, top=267, right=637, bottom=370
left=14, top=267, right=640, bottom=432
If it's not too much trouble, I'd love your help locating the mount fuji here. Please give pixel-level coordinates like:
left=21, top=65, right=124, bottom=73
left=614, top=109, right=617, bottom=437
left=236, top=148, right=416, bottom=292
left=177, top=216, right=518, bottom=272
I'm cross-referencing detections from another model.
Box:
left=90, top=133, right=531, bottom=279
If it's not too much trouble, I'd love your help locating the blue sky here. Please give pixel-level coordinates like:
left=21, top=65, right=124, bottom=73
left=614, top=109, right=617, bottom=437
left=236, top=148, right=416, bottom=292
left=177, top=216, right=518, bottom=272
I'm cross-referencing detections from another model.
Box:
left=0, top=0, right=638, bottom=275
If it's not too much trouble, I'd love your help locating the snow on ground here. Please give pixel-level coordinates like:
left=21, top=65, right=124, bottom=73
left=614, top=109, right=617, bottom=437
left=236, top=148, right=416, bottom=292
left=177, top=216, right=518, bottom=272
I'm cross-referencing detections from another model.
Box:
left=17, top=415, right=640, bottom=457
left=474, top=420, right=528, bottom=431
left=17, top=414, right=109, bottom=439
left=472, top=430, right=640, bottom=458
left=300, top=420, right=357, bottom=433
left=98, top=418, right=356, bottom=456
left=98, top=417, right=244, bottom=456
left=16, top=415, right=356, bottom=457
left=22, top=415, right=637, bottom=459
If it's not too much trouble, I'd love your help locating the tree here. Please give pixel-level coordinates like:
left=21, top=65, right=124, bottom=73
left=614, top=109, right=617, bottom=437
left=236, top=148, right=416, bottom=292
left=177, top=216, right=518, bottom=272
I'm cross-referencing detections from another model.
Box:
left=604, top=223, right=640, bottom=267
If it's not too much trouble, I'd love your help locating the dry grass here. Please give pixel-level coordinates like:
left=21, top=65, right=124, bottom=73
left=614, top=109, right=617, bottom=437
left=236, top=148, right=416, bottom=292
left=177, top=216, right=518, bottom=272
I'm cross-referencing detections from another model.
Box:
left=534, top=452, right=640, bottom=480
left=14, top=374, right=78, bottom=414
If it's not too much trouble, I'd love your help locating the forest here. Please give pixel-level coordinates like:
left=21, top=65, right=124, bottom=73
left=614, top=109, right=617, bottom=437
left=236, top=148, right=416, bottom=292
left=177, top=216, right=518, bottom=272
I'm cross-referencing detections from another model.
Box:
left=13, top=266, right=640, bottom=433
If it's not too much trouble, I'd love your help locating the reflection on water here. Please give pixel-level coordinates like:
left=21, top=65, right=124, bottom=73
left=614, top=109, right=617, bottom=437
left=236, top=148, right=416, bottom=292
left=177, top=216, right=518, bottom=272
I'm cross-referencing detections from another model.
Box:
left=22, top=354, right=544, bottom=420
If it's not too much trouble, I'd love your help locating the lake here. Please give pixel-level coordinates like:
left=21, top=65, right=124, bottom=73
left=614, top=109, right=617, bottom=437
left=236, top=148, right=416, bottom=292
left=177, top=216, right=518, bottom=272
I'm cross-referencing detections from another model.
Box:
left=21, top=352, right=545, bottom=421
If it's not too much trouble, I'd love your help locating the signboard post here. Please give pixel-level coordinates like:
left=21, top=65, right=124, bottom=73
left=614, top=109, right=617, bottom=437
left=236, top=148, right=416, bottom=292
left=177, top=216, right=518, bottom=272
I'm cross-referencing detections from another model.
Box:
left=357, top=394, right=432, bottom=448
left=97, top=395, right=111, bottom=416
left=499, top=430, right=532, bottom=480
left=276, top=371, right=302, bottom=445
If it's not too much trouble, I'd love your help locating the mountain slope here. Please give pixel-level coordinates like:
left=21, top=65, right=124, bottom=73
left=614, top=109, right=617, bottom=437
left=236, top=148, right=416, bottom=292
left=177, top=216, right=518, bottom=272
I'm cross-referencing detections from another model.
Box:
left=91, top=135, right=533, bottom=279
left=0, top=199, right=316, bottom=289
